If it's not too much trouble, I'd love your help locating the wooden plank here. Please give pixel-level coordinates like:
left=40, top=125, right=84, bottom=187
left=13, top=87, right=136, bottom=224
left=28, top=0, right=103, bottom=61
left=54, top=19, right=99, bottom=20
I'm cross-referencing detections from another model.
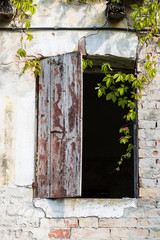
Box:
left=50, top=52, right=82, bottom=198
left=37, top=58, right=51, bottom=198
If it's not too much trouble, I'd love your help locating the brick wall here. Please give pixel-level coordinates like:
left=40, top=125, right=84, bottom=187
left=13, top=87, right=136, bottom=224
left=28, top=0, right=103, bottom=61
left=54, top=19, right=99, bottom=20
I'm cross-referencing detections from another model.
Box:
left=138, top=37, right=160, bottom=202
left=0, top=186, right=160, bottom=239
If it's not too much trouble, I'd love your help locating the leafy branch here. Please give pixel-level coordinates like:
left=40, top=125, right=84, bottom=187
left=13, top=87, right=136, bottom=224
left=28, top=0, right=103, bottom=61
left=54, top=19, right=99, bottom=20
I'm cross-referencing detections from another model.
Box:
left=82, top=59, right=93, bottom=71
left=96, top=56, right=156, bottom=170
left=20, top=59, right=41, bottom=77
left=9, top=0, right=39, bottom=75
left=95, top=0, right=160, bottom=170
left=10, top=0, right=36, bottom=41
left=130, top=0, right=160, bottom=45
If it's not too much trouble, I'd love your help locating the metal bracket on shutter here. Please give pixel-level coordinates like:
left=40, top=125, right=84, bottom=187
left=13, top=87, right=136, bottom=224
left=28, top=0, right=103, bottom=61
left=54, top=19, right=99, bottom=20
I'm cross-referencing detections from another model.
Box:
left=32, top=182, right=38, bottom=189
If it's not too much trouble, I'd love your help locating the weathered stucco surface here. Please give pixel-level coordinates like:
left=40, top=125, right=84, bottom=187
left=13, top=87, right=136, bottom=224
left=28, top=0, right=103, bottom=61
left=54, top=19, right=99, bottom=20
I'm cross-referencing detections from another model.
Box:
left=0, top=62, right=35, bottom=186
left=0, top=0, right=138, bottom=186
left=0, top=0, right=160, bottom=239
left=34, top=198, right=137, bottom=218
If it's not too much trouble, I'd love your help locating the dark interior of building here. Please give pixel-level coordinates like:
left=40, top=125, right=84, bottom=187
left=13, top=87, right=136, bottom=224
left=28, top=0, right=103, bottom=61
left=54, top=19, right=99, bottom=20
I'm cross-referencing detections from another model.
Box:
left=82, top=73, right=134, bottom=198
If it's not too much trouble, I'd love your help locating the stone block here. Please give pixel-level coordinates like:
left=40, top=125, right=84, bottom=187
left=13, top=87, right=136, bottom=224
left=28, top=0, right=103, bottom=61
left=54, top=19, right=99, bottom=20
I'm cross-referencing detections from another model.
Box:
left=79, top=217, right=98, bottom=228
left=16, top=217, right=40, bottom=228
left=148, top=219, right=160, bottom=228
left=124, top=207, right=145, bottom=218
left=141, top=178, right=158, bottom=188
left=146, top=140, right=156, bottom=148
left=111, top=228, right=149, bottom=239
left=138, top=120, right=156, bottom=129
left=41, top=218, right=78, bottom=228
left=137, top=218, right=148, bottom=228
left=150, top=230, right=160, bottom=238
left=139, top=188, right=160, bottom=197
left=139, top=158, right=157, bottom=169
left=138, top=129, right=160, bottom=141
left=71, top=228, right=110, bottom=239
left=140, top=168, right=160, bottom=179
left=141, top=101, right=156, bottom=109
left=145, top=209, right=160, bottom=218
left=99, top=218, right=137, bottom=228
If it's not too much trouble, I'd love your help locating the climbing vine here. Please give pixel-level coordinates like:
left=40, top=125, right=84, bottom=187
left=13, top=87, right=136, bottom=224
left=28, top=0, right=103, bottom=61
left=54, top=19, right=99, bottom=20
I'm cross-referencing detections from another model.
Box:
left=9, top=0, right=160, bottom=169
left=96, top=0, right=160, bottom=170
left=10, top=0, right=41, bottom=76
left=96, top=55, right=156, bottom=170
left=10, top=0, right=36, bottom=42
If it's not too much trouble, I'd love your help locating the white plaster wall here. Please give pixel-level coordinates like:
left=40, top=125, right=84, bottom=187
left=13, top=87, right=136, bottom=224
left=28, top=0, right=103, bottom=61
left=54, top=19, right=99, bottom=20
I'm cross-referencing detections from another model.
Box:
left=0, top=61, right=35, bottom=186
left=34, top=198, right=137, bottom=218
left=32, top=1, right=106, bottom=27
left=0, top=0, right=138, bottom=186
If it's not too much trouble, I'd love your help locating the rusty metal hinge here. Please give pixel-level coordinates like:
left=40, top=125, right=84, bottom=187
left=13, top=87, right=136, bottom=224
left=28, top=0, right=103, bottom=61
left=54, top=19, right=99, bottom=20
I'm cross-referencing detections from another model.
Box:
left=32, top=182, right=38, bottom=189
left=136, top=177, right=142, bottom=189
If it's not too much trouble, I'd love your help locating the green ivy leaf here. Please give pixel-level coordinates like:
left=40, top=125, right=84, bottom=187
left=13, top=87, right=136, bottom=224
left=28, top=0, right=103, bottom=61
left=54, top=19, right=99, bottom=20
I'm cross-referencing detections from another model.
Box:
left=27, top=32, right=33, bottom=41
left=30, top=6, right=36, bottom=15
left=25, top=20, right=31, bottom=29
left=17, top=48, right=27, bottom=58
left=101, top=63, right=112, bottom=74
left=106, top=92, right=113, bottom=101
left=131, top=4, right=139, bottom=10
left=106, top=77, right=113, bottom=88
left=118, top=97, right=128, bottom=109
left=147, top=54, right=150, bottom=60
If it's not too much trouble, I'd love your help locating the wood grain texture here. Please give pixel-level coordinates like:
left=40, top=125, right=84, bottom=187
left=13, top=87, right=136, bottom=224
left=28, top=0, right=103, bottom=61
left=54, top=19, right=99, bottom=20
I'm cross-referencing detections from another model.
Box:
left=37, top=52, right=82, bottom=198
left=37, top=58, right=51, bottom=198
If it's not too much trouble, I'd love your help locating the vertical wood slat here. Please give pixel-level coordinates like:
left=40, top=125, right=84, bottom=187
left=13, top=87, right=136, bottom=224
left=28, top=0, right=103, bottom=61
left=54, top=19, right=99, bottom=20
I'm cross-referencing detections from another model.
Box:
left=37, top=52, right=82, bottom=198
left=50, top=52, right=82, bottom=198
left=37, top=58, right=51, bottom=198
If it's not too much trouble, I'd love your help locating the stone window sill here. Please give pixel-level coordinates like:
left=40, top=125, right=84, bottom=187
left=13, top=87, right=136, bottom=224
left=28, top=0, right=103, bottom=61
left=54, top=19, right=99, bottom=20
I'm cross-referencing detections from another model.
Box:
left=34, top=198, right=137, bottom=218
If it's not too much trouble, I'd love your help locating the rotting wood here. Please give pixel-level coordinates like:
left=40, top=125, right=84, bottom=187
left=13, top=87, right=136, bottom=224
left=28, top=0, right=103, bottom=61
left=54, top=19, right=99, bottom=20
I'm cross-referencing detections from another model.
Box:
left=37, top=58, right=51, bottom=198
left=37, top=52, right=82, bottom=198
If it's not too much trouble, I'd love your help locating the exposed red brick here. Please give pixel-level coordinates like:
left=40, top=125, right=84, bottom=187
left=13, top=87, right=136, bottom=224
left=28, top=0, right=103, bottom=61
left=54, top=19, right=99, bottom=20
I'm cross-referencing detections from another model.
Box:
left=139, top=177, right=143, bottom=187
left=78, top=37, right=87, bottom=56
left=48, top=229, right=70, bottom=239
left=152, top=150, right=158, bottom=156
left=64, top=219, right=78, bottom=228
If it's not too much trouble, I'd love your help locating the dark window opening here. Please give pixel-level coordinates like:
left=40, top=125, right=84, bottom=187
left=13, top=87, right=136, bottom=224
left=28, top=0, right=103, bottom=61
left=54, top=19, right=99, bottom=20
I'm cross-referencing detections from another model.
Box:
left=82, top=73, right=134, bottom=198
left=37, top=53, right=138, bottom=199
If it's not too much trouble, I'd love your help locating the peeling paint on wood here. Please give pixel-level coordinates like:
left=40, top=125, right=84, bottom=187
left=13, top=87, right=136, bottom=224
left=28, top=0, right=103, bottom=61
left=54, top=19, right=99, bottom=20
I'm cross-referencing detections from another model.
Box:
left=37, top=59, right=51, bottom=197
left=37, top=52, right=82, bottom=198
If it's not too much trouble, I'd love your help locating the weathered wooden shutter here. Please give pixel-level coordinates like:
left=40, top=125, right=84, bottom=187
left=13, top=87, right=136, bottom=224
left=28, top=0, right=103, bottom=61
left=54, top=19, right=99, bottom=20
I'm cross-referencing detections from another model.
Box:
left=37, top=52, right=82, bottom=198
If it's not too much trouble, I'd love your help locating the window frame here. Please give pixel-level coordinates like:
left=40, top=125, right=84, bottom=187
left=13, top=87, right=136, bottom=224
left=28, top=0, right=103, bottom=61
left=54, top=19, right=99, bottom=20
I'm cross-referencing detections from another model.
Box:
left=35, top=52, right=138, bottom=199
